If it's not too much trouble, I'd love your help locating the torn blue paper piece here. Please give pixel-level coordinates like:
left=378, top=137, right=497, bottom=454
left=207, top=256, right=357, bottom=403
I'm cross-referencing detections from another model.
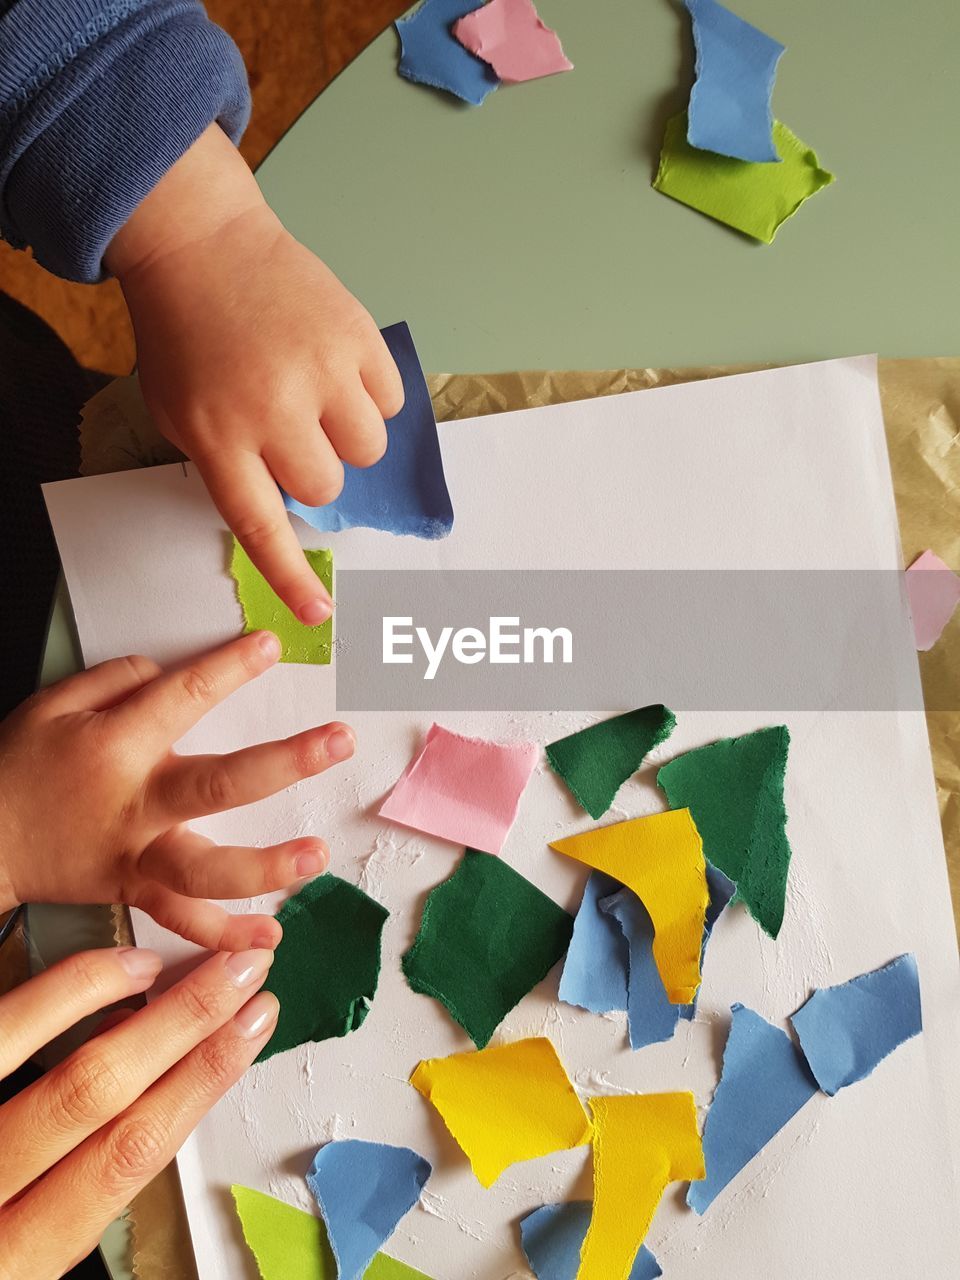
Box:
left=396, top=1, right=500, bottom=106
left=678, top=863, right=736, bottom=1022
left=558, top=871, right=629, bottom=1014
left=306, top=1139, right=432, bottom=1280
left=602, top=888, right=680, bottom=1050
left=284, top=321, right=454, bottom=539
left=687, top=1003, right=817, bottom=1213
left=790, top=954, right=922, bottom=1097
left=520, top=1202, right=661, bottom=1280
left=685, top=0, right=785, bottom=163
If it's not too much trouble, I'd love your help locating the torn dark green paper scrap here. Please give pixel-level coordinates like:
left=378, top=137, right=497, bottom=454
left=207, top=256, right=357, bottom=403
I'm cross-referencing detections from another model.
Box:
left=658, top=725, right=792, bottom=938
left=402, top=848, right=574, bottom=1048
left=546, top=705, right=677, bottom=819
left=258, top=875, right=388, bottom=1062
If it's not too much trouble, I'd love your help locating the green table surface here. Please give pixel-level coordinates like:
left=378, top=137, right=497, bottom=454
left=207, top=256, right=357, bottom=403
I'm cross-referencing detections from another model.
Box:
left=257, top=0, right=960, bottom=371
left=39, top=1, right=959, bottom=1275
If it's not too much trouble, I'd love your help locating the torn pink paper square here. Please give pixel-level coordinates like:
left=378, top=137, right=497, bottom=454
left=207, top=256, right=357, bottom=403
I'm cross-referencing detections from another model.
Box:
left=454, top=0, right=573, bottom=84
left=379, top=723, right=539, bottom=854
left=905, top=550, right=960, bottom=651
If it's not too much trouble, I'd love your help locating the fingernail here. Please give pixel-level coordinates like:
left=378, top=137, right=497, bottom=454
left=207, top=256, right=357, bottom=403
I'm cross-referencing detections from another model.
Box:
left=249, top=931, right=280, bottom=952
left=235, top=991, right=279, bottom=1039
left=325, top=728, right=355, bottom=763
left=116, top=947, right=162, bottom=980
left=224, top=949, right=274, bottom=988
left=251, top=930, right=281, bottom=950
left=298, top=597, right=333, bottom=626
left=295, top=845, right=328, bottom=879
left=254, top=631, right=281, bottom=660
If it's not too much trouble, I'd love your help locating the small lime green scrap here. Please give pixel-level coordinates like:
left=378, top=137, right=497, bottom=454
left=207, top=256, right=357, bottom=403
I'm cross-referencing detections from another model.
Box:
left=231, top=1185, right=435, bottom=1280
left=654, top=112, right=835, bottom=244
left=229, top=537, right=333, bottom=664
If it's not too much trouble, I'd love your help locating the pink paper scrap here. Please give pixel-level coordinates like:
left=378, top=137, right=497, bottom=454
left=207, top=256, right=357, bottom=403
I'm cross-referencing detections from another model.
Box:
left=453, top=0, right=573, bottom=84
left=905, top=550, right=960, bottom=651
left=379, top=723, right=539, bottom=855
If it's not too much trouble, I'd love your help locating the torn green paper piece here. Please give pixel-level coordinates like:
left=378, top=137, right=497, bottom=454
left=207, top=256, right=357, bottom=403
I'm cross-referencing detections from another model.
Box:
left=258, top=875, right=388, bottom=1062
left=546, top=705, right=676, bottom=819
left=232, top=1185, right=435, bottom=1280
left=658, top=725, right=792, bottom=938
left=402, top=848, right=574, bottom=1048
left=653, top=113, right=834, bottom=243
left=230, top=537, right=333, bottom=664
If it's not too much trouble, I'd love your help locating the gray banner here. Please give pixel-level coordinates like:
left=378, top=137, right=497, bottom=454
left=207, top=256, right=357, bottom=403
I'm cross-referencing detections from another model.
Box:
left=333, top=570, right=955, bottom=712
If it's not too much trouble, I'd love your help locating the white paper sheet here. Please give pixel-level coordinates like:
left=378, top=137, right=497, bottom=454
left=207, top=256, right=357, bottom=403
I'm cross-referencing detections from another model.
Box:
left=44, top=357, right=960, bottom=1280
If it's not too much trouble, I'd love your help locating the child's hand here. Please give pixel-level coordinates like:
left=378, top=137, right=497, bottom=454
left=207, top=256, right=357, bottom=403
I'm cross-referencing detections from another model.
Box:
left=0, top=945, right=277, bottom=1270
left=105, top=124, right=405, bottom=627
left=0, top=631, right=355, bottom=950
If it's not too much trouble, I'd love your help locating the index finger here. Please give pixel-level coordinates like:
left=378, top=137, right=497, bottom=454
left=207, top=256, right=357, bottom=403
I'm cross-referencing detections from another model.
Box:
left=198, top=449, right=333, bottom=624
left=110, top=631, right=281, bottom=748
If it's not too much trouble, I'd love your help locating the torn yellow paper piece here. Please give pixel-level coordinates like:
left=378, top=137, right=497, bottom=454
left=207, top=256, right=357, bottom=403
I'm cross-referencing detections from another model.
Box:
left=551, top=810, right=708, bottom=1003
left=410, top=1037, right=591, bottom=1188
left=577, top=1093, right=704, bottom=1280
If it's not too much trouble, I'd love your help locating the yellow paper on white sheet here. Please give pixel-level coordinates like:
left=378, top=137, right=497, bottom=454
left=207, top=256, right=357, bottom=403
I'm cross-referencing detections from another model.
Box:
left=550, top=809, right=709, bottom=1002
left=577, top=1093, right=704, bottom=1280
left=410, top=1037, right=592, bottom=1188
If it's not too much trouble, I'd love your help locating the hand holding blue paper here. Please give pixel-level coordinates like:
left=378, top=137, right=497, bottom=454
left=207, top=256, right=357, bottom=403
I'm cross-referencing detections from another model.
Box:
left=284, top=322, right=454, bottom=539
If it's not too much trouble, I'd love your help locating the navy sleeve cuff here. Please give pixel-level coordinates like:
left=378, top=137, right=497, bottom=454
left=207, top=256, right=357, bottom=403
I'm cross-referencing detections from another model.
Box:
left=0, top=3, right=250, bottom=282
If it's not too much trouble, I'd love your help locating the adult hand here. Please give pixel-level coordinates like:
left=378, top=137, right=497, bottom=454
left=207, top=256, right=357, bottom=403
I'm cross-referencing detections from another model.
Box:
left=0, top=944, right=277, bottom=1277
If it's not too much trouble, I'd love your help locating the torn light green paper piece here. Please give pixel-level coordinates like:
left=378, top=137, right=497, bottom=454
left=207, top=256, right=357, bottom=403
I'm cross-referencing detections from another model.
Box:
left=653, top=112, right=834, bottom=243
left=402, top=848, right=574, bottom=1048
left=230, top=537, right=333, bottom=664
left=258, top=875, right=388, bottom=1062
left=657, top=725, right=792, bottom=938
left=231, top=1185, right=435, bottom=1280
left=546, top=705, right=676, bottom=819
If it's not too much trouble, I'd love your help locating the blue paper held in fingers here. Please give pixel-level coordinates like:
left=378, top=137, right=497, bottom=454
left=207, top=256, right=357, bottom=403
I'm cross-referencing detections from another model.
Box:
left=284, top=321, right=454, bottom=539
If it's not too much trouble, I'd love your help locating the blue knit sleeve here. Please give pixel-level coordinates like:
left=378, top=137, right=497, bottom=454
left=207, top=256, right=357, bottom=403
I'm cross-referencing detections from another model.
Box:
left=0, top=1, right=251, bottom=282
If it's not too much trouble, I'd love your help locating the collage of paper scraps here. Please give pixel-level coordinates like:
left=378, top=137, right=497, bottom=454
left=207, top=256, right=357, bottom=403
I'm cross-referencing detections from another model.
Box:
left=224, top=321, right=954, bottom=1280
left=392, top=0, right=835, bottom=243
left=232, top=711, right=924, bottom=1280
